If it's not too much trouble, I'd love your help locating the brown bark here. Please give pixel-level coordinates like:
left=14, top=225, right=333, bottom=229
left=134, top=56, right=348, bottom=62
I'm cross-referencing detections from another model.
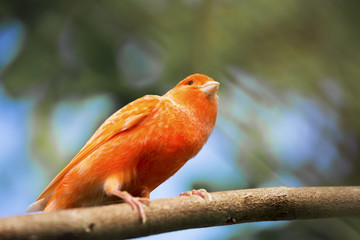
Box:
left=0, top=186, right=359, bottom=240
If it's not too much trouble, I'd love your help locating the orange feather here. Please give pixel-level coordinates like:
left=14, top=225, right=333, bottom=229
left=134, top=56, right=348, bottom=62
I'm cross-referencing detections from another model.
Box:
left=28, top=74, right=219, bottom=220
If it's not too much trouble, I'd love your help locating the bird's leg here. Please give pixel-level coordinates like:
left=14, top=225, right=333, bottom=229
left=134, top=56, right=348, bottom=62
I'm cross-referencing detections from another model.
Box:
left=104, top=177, right=150, bottom=223
left=180, top=188, right=212, bottom=201
left=109, top=190, right=150, bottom=222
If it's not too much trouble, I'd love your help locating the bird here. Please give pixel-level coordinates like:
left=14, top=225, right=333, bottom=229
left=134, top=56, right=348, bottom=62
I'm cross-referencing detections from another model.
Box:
left=28, top=73, right=219, bottom=222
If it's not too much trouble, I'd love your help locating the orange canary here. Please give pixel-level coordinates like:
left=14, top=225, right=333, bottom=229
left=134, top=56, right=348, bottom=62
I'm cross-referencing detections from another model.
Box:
left=28, top=74, right=219, bottom=221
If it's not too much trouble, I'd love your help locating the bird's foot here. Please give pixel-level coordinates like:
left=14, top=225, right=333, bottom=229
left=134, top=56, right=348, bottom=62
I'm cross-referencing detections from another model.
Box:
left=111, top=190, right=150, bottom=223
left=180, top=188, right=212, bottom=201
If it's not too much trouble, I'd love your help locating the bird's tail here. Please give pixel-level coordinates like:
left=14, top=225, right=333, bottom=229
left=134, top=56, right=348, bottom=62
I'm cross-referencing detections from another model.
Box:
left=27, top=195, right=51, bottom=212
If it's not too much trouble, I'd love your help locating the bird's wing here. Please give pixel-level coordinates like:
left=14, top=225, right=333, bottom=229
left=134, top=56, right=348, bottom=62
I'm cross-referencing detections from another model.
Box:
left=35, top=95, right=161, bottom=201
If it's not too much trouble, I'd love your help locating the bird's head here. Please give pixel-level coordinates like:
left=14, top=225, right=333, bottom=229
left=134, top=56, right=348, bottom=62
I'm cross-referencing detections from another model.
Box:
left=165, top=73, right=219, bottom=102
left=164, top=74, right=219, bottom=123
left=178, top=73, right=219, bottom=99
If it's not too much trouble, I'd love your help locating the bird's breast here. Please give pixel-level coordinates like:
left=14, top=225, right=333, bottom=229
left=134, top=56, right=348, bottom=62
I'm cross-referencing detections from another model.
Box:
left=125, top=108, right=212, bottom=195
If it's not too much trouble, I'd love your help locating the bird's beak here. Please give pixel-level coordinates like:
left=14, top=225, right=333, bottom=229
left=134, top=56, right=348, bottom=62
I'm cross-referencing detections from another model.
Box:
left=200, top=81, right=219, bottom=97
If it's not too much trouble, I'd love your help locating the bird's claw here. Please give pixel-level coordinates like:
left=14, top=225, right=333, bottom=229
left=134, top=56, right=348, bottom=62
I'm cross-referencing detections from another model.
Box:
left=137, top=197, right=151, bottom=206
left=113, top=191, right=150, bottom=223
left=180, top=188, right=212, bottom=201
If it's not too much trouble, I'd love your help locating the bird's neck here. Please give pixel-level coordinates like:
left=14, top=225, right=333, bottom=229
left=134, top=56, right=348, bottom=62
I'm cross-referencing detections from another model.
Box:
left=164, top=95, right=217, bottom=131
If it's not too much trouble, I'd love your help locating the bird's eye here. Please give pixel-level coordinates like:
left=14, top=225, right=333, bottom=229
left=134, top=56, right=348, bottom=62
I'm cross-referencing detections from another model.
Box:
left=187, top=80, right=194, bottom=85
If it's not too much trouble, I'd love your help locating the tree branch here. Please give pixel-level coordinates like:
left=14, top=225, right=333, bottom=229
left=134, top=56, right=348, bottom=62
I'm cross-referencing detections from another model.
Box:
left=1, top=186, right=359, bottom=240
